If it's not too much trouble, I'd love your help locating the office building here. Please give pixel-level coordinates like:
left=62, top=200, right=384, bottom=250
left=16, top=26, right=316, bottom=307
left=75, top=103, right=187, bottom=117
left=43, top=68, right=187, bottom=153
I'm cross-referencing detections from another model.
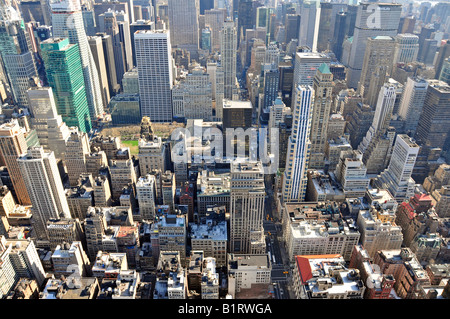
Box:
left=415, top=80, right=450, bottom=156
left=129, top=19, right=153, bottom=67
left=20, top=162, right=69, bottom=240
left=292, top=52, right=330, bottom=103
left=331, top=10, right=348, bottom=62
left=0, top=235, right=46, bottom=298
left=109, top=159, right=137, bottom=200
left=167, top=0, right=199, bottom=58
left=87, top=35, right=110, bottom=107
left=96, top=33, right=120, bottom=96
left=97, top=9, right=131, bottom=85
left=51, top=0, right=105, bottom=120
left=0, top=7, right=38, bottom=108
left=135, top=30, right=173, bottom=122
left=358, top=36, right=396, bottom=97
left=109, top=94, right=140, bottom=126
left=345, top=2, right=401, bottom=88
left=135, top=174, right=157, bottom=221
left=40, top=37, right=92, bottom=133
left=220, top=19, right=237, bottom=100
left=397, top=77, right=428, bottom=136
left=0, top=121, right=31, bottom=205
left=65, top=128, right=90, bottom=187
left=204, top=8, right=226, bottom=52
left=152, top=215, right=187, bottom=264
left=348, top=245, right=395, bottom=299
left=358, top=82, right=397, bottom=154
left=201, top=257, right=219, bottom=299
left=439, top=58, right=450, bottom=85
left=309, top=64, right=333, bottom=169
left=282, top=86, right=313, bottom=202
left=91, top=251, right=128, bottom=280
left=196, top=170, right=230, bottom=219
left=335, top=150, right=370, bottom=198
left=26, top=87, right=71, bottom=160
left=138, top=117, right=165, bottom=176
left=285, top=213, right=360, bottom=263
left=373, top=248, right=430, bottom=299
left=298, top=0, right=320, bottom=52
left=376, top=135, right=420, bottom=203
left=172, top=66, right=213, bottom=121
left=229, top=161, right=265, bottom=255
left=393, top=34, right=419, bottom=64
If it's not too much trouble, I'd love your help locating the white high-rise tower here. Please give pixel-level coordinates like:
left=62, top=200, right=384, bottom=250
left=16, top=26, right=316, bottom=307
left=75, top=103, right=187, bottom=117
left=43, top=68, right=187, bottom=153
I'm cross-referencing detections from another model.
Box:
left=220, top=19, right=237, bottom=101
left=51, top=0, right=104, bottom=120
left=358, top=83, right=397, bottom=153
left=135, top=29, right=173, bottom=122
left=18, top=147, right=71, bottom=240
left=282, top=85, right=313, bottom=203
left=376, top=134, right=420, bottom=203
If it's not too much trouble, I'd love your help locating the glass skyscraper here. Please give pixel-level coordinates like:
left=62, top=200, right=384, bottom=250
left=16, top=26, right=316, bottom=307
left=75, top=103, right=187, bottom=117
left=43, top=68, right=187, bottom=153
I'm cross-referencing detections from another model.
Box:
left=40, top=37, right=92, bottom=133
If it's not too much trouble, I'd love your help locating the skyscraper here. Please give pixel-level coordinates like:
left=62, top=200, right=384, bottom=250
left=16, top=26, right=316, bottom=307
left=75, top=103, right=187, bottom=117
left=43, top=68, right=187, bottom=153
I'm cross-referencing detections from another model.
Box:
left=88, top=35, right=110, bottom=107
left=229, top=160, right=266, bottom=255
left=51, top=0, right=104, bottom=120
left=359, top=83, right=397, bottom=154
left=345, top=2, right=401, bottom=88
left=291, top=52, right=330, bottom=107
left=26, top=87, right=71, bottom=160
left=298, top=0, right=320, bottom=52
left=397, top=77, right=428, bottom=136
left=204, top=8, right=226, bottom=52
left=0, top=120, right=31, bottom=205
left=332, top=10, right=348, bottom=62
left=98, top=9, right=131, bottom=85
left=309, top=64, right=333, bottom=169
left=18, top=147, right=71, bottom=240
left=317, top=2, right=347, bottom=53
left=220, top=19, right=237, bottom=101
left=358, top=36, right=396, bottom=97
left=284, top=14, right=300, bottom=45
left=167, top=0, right=200, bottom=58
left=65, top=128, right=90, bottom=187
left=393, top=34, right=419, bottom=65
left=135, top=29, right=173, bottom=122
left=415, top=80, right=450, bottom=155
left=376, top=134, right=420, bottom=203
left=237, top=0, right=254, bottom=47
left=40, top=37, right=92, bottom=133
left=282, top=85, right=313, bottom=203
left=0, top=2, right=38, bottom=107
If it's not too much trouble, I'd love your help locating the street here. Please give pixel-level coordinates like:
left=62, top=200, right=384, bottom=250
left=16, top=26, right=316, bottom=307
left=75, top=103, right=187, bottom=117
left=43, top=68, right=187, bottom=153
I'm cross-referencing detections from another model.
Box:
left=264, top=180, right=292, bottom=299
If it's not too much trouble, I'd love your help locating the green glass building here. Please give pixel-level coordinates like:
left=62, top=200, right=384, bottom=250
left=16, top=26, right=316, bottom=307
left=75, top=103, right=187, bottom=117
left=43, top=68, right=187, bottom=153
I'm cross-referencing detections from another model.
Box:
left=40, top=38, right=92, bottom=133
